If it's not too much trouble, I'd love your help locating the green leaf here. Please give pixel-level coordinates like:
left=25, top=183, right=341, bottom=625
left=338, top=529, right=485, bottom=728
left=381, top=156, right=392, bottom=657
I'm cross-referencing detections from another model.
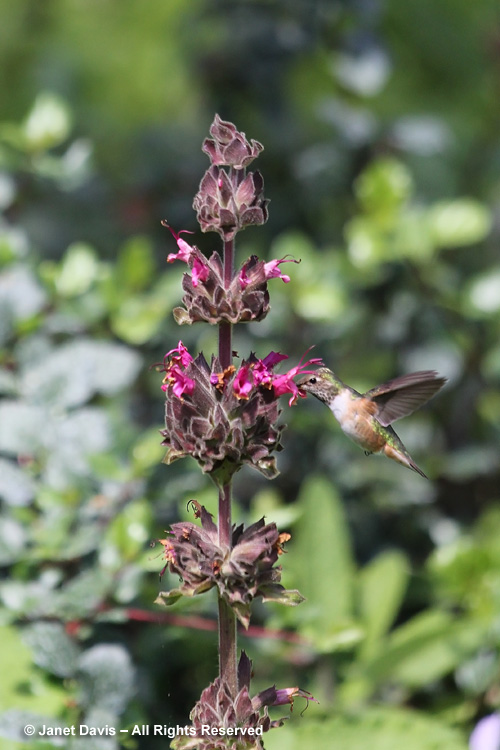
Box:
left=111, top=294, right=168, bottom=344
left=260, top=585, right=305, bottom=607
left=361, top=609, right=486, bottom=688
left=77, top=644, right=135, bottom=715
left=265, top=706, right=468, bottom=750
left=22, top=622, right=80, bottom=678
left=0, top=459, right=35, bottom=506
left=345, top=216, right=387, bottom=268
left=0, top=266, right=47, bottom=320
left=0, top=625, right=67, bottom=714
left=56, top=243, right=99, bottom=297
left=104, top=498, right=153, bottom=564
left=428, top=199, right=491, bottom=249
left=116, top=236, right=155, bottom=292
left=54, top=570, right=112, bottom=620
left=355, top=157, right=413, bottom=217
left=273, top=234, right=348, bottom=322
left=0, top=401, right=47, bottom=456
left=23, top=92, right=72, bottom=152
left=465, top=267, right=500, bottom=317
left=20, top=339, right=142, bottom=408
left=132, top=427, right=170, bottom=473
left=357, top=550, right=409, bottom=660
left=0, top=514, right=26, bottom=565
left=286, top=476, right=357, bottom=648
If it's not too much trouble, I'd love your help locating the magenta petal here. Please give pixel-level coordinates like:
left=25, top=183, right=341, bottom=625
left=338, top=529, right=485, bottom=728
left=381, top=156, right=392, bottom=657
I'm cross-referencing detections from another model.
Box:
left=262, top=351, right=288, bottom=368
left=191, top=257, right=210, bottom=287
left=239, top=265, right=251, bottom=290
left=263, top=257, right=299, bottom=283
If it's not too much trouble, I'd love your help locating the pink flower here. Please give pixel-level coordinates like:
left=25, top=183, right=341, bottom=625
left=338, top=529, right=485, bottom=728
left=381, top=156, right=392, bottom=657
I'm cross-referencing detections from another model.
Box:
left=162, top=221, right=210, bottom=288
left=212, top=350, right=321, bottom=407
left=191, top=256, right=210, bottom=287
left=238, top=264, right=252, bottom=290
left=228, top=350, right=321, bottom=406
left=261, top=351, right=289, bottom=368
left=239, top=256, right=300, bottom=290
left=233, top=364, right=254, bottom=400
left=160, top=341, right=195, bottom=400
left=271, top=349, right=323, bottom=406
left=231, top=351, right=288, bottom=398
left=253, top=351, right=288, bottom=387
left=171, top=368, right=195, bottom=399
left=164, top=341, right=193, bottom=369
left=263, top=256, right=300, bottom=283
left=161, top=221, right=194, bottom=262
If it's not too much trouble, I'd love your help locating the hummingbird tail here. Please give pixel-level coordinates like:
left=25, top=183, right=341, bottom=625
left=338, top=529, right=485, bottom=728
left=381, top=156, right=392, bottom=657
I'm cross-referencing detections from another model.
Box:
left=383, top=444, right=428, bottom=479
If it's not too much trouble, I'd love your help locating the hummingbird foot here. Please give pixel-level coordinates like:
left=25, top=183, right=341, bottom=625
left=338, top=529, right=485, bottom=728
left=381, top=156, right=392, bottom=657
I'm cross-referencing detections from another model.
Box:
left=364, top=450, right=373, bottom=456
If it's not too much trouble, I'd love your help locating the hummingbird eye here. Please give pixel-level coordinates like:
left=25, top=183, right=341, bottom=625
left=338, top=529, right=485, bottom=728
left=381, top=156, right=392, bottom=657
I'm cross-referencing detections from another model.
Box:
left=309, top=377, right=317, bottom=384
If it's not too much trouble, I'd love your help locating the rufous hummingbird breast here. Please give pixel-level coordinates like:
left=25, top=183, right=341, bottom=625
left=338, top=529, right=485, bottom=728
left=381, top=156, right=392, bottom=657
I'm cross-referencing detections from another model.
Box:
left=297, top=368, right=447, bottom=478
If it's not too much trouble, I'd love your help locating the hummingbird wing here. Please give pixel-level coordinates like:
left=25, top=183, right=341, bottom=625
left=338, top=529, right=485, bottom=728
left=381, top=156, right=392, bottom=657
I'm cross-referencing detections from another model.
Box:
left=364, top=371, right=446, bottom=426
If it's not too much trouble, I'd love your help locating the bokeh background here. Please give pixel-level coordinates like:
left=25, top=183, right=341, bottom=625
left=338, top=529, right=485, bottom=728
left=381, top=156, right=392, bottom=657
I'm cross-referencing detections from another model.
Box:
left=1, top=0, right=500, bottom=748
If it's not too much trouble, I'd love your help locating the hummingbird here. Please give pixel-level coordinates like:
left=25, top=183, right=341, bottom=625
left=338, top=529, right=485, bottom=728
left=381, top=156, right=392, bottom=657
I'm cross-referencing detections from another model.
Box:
left=297, top=368, right=447, bottom=478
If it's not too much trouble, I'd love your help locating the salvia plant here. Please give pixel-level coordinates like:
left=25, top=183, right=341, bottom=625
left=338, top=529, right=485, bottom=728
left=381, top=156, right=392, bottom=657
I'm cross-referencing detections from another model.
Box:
left=155, top=115, right=319, bottom=749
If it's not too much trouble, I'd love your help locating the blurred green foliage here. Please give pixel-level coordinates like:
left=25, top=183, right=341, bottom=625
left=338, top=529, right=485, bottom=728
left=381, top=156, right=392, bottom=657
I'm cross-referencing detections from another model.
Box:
left=0, top=0, right=500, bottom=748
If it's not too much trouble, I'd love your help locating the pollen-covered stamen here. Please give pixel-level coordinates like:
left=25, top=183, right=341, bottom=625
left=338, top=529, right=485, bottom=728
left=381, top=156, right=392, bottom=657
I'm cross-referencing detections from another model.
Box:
left=158, top=537, right=177, bottom=577
left=210, top=365, right=236, bottom=392
left=272, top=687, right=319, bottom=711
left=275, top=532, right=291, bottom=556
left=187, top=499, right=203, bottom=518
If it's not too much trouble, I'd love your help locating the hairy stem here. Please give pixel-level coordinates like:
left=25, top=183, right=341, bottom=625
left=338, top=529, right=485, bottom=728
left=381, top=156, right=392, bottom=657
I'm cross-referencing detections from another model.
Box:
left=218, top=236, right=234, bottom=369
left=217, top=235, right=237, bottom=696
left=218, top=571, right=237, bottom=695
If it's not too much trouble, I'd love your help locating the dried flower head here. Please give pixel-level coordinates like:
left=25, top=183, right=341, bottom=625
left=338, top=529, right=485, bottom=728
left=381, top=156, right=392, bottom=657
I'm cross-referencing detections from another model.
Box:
left=172, top=652, right=316, bottom=750
left=156, top=506, right=303, bottom=629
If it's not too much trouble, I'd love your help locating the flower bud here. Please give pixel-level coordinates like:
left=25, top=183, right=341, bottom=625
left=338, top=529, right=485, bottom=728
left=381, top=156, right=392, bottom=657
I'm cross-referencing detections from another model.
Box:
left=193, top=165, right=269, bottom=240
left=201, top=114, right=264, bottom=169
